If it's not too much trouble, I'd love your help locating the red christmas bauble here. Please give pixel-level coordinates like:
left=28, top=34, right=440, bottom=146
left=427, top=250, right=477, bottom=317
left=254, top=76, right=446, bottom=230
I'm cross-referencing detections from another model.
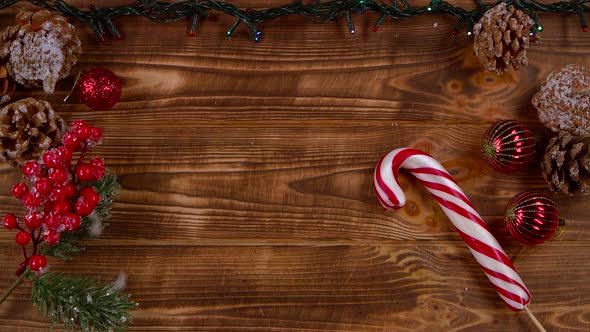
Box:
left=481, top=120, right=536, bottom=173
left=78, top=68, right=121, bottom=111
left=505, top=191, right=559, bottom=245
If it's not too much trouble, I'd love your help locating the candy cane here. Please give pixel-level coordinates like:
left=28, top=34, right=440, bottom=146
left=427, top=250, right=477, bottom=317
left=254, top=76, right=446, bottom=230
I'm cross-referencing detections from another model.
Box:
left=374, top=148, right=531, bottom=311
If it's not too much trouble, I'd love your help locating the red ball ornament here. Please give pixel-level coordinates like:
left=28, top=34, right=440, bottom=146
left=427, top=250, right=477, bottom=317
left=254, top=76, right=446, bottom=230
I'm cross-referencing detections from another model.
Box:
left=78, top=68, right=121, bottom=111
left=481, top=120, right=536, bottom=173
left=505, top=191, right=559, bottom=245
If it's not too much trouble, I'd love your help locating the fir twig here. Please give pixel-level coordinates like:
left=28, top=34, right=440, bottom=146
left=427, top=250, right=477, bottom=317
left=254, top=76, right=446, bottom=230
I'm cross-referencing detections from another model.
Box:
left=31, top=273, right=136, bottom=332
left=43, top=172, right=121, bottom=260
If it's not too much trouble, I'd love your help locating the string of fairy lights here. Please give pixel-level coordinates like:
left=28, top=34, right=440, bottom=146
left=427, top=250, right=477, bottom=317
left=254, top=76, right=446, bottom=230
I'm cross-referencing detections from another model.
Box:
left=1, top=0, right=590, bottom=41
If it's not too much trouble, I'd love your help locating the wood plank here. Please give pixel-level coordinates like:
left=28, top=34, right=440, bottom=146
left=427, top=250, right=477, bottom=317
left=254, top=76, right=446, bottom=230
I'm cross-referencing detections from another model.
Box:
left=0, top=0, right=589, bottom=331
left=1, top=243, right=587, bottom=331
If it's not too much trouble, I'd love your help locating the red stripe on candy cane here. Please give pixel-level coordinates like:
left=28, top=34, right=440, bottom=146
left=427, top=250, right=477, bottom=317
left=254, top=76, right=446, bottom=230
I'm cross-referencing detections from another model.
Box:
left=374, top=148, right=531, bottom=311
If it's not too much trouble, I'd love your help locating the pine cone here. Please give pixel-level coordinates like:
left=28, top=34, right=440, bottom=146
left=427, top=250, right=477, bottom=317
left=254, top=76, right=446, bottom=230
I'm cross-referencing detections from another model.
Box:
left=0, top=8, right=81, bottom=93
left=532, top=64, right=590, bottom=136
left=473, top=3, right=535, bottom=75
left=541, top=131, right=590, bottom=194
left=0, top=61, right=16, bottom=105
left=0, top=98, right=66, bottom=166
left=0, top=26, right=18, bottom=105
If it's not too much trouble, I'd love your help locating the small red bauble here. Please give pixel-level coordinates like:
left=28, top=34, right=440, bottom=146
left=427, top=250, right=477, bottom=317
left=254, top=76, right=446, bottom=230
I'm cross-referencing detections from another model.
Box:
left=12, top=183, right=29, bottom=199
left=505, top=191, right=559, bottom=245
left=29, top=254, right=47, bottom=271
left=15, top=231, right=31, bottom=246
left=3, top=213, right=18, bottom=230
left=481, top=120, right=536, bottom=173
left=78, top=68, right=121, bottom=111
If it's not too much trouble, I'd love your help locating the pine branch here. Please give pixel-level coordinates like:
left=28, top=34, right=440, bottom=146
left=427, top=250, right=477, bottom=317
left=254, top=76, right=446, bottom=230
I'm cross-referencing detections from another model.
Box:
left=43, top=172, right=121, bottom=260
left=82, top=173, right=121, bottom=221
left=31, top=273, right=136, bottom=332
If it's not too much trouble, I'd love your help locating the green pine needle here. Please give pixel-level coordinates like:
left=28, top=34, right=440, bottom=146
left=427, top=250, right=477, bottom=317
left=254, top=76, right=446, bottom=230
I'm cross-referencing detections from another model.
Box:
left=43, top=172, right=121, bottom=260
left=31, top=273, right=136, bottom=332
left=81, top=173, right=121, bottom=221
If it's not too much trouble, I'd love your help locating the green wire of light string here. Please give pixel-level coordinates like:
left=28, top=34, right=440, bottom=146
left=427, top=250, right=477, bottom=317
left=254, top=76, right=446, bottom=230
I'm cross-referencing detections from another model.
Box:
left=0, top=0, right=589, bottom=40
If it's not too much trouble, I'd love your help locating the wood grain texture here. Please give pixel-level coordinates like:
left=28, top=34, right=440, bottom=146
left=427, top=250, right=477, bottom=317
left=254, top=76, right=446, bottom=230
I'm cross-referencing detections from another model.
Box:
left=0, top=1, right=589, bottom=331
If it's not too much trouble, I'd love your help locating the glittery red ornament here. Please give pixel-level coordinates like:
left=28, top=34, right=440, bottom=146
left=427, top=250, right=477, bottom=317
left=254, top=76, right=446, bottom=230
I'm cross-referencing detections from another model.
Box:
left=481, top=120, right=536, bottom=173
left=78, top=68, right=121, bottom=111
left=505, top=191, right=559, bottom=245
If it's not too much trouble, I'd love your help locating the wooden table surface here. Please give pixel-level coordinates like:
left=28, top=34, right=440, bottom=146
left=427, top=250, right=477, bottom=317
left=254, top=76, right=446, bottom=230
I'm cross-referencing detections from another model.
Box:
left=1, top=1, right=589, bottom=331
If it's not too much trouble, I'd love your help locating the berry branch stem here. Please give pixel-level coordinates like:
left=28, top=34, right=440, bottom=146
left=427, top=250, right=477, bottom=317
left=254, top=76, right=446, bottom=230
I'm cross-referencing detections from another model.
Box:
left=0, top=271, right=27, bottom=305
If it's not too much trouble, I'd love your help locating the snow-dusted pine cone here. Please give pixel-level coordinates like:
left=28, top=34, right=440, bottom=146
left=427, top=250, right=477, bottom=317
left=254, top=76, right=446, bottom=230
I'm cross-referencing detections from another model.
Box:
left=532, top=64, right=590, bottom=136
left=542, top=131, right=590, bottom=194
left=473, top=3, right=535, bottom=75
left=0, top=98, right=66, bottom=166
left=0, top=8, right=81, bottom=93
left=0, top=61, right=16, bottom=105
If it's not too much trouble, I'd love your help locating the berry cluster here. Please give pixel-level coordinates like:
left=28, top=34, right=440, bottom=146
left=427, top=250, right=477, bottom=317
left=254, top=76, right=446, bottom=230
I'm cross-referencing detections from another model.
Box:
left=3, top=120, right=106, bottom=275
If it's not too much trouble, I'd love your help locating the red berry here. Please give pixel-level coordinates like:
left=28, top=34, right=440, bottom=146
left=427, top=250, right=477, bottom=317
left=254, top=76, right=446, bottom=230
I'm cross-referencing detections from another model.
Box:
left=15, top=231, right=31, bottom=246
left=56, top=146, right=73, bottom=165
left=76, top=162, right=95, bottom=181
left=50, top=183, right=75, bottom=201
left=43, top=201, right=53, bottom=214
left=29, top=255, right=47, bottom=271
left=72, top=120, right=91, bottom=140
left=74, top=197, right=95, bottom=216
left=2, top=213, right=18, bottom=230
left=88, top=126, right=103, bottom=143
left=49, top=167, right=68, bottom=184
left=34, top=178, right=53, bottom=196
left=12, top=183, right=29, bottom=199
left=52, top=200, right=71, bottom=214
left=43, top=229, right=61, bottom=246
left=23, top=193, right=42, bottom=209
left=62, top=183, right=76, bottom=198
left=23, top=160, right=41, bottom=178
left=63, top=212, right=81, bottom=231
left=43, top=150, right=61, bottom=168
left=24, top=211, right=43, bottom=229
left=89, top=158, right=106, bottom=180
left=62, top=131, right=81, bottom=151
left=44, top=212, right=62, bottom=230
left=89, top=157, right=105, bottom=169
left=79, top=186, right=100, bottom=206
